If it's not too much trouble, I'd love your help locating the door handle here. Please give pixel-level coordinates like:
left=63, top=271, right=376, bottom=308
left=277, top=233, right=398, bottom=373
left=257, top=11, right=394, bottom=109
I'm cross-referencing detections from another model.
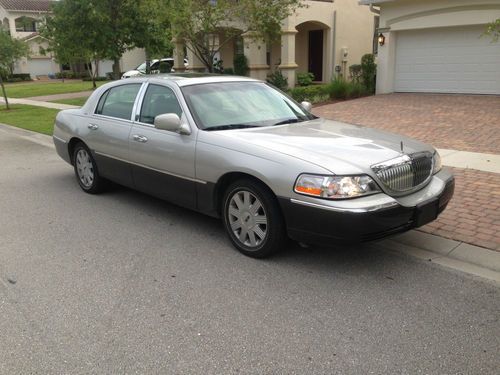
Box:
left=133, top=135, right=148, bottom=143
left=88, top=124, right=99, bottom=130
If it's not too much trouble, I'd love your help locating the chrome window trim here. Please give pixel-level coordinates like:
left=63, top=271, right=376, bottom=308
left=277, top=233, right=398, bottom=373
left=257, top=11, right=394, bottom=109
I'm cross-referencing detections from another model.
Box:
left=290, top=198, right=399, bottom=213
left=92, top=82, right=146, bottom=122
left=94, top=151, right=207, bottom=185
left=133, top=81, right=194, bottom=134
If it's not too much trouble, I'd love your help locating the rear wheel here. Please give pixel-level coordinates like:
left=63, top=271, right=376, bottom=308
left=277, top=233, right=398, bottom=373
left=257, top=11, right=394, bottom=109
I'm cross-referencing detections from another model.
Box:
left=222, top=179, right=287, bottom=258
left=73, top=142, right=105, bottom=194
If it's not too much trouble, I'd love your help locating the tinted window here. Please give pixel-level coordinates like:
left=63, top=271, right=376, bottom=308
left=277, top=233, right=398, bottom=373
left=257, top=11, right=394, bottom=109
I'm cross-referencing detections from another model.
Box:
left=96, top=84, right=141, bottom=120
left=139, top=84, right=183, bottom=125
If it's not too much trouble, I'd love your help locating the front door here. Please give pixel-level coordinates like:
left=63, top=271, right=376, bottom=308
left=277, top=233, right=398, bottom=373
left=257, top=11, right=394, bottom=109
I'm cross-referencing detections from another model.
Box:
left=129, top=83, right=197, bottom=210
left=308, top=30, right=324, bottom=82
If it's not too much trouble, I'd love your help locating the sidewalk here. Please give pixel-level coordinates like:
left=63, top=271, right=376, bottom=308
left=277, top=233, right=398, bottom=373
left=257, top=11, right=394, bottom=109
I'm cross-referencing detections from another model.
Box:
left=0, top=97, right=78, bottom=110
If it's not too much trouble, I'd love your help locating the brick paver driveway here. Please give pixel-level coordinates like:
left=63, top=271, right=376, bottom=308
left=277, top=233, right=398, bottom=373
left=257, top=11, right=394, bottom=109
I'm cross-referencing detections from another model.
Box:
left=313, top=94, right=500, bottom=251
left=313, top=93, right=500, bottom=154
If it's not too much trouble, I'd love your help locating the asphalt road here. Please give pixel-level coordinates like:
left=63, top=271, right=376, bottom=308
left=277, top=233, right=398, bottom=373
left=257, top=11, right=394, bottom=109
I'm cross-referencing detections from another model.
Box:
left=0, top=127, right=499, bottom=374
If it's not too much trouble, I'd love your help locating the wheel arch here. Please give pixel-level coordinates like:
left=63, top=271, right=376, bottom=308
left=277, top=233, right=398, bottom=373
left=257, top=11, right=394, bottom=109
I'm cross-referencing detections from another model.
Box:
left=213, top=172, right=279, bottom=217
left=68, top=137, right=86, bottom=165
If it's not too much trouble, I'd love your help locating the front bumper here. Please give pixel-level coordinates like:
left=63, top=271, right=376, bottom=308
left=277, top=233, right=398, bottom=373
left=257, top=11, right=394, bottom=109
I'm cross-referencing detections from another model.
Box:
left=279, top=169, right=455, bottom=246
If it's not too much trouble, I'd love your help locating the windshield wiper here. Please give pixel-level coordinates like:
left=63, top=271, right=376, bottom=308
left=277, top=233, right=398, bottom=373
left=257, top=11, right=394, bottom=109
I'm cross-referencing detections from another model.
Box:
left=204, top=124, right=261, bottom=131
left=273, top=118, right=302, bottom=125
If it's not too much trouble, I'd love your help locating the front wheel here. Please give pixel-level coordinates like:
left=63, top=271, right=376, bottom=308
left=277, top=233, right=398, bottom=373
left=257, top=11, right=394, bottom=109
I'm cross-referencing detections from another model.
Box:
left=73, top=143, right=105, bottom=194
left=222, top=179, right=287, bottom=258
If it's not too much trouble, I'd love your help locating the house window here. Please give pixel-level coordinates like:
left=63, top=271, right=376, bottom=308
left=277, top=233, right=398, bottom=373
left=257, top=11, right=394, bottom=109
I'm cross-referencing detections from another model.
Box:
left=234, top=36, right=244, bottom=56
left=373, top=15, right=380, bottom=55
left=15, top=17, right=37, bottom=32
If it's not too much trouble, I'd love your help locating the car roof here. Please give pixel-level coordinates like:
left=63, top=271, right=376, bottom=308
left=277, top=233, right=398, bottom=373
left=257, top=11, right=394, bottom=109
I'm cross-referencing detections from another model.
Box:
left=147, top=73, right=260, bottom=87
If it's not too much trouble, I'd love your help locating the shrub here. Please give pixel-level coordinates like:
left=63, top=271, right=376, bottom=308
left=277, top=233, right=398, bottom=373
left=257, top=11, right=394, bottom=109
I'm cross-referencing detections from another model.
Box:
left=11, top=73, right=31, bottom=81
left=233, top=54, right=249, bottom=76
left=289, top=84, right=329, bottom=103
left=361, top=54, right=376, bottom=93
left=327, top=77, right=350, bottom=99
left=296, top=72, right=314, bottom=87
left=223, top=67, right=235, bottom=75
left=346, top=81, right=368, bottom=99
left=349, top=64, right=362, bottom=83
left=267, top=70, right=288, bottom=90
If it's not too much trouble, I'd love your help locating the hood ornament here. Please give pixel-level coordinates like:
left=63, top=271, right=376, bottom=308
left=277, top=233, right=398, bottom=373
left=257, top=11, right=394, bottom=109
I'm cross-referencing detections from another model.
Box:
left=400, top=141, right=404, bottom=154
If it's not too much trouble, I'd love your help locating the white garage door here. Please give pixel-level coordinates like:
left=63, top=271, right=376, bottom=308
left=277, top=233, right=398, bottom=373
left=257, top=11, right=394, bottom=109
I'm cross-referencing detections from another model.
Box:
left=395, top=26, right=500, bottom=94
left=28, top=59, right=54, bottom=78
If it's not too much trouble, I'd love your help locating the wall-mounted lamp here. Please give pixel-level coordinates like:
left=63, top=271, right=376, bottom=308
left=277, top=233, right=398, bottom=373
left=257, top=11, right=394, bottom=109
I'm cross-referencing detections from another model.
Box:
left=378, top=33, right=385, bottom=46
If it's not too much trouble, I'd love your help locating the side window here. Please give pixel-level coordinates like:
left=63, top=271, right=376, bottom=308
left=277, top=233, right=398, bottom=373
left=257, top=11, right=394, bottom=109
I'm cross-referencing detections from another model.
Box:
left=96, top=84, right=141, bottom=120
left=139, top=84, right=183, bottom=125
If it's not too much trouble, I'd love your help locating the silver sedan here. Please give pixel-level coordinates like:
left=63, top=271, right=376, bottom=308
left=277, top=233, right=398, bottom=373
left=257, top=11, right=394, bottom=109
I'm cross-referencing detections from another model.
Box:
left=53, top=75, right=454, bottom=257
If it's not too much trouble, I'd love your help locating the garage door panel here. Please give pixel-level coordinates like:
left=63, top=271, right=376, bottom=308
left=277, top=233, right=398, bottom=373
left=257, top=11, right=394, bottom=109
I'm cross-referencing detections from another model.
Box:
left=395, top=26, right=500, bottom=94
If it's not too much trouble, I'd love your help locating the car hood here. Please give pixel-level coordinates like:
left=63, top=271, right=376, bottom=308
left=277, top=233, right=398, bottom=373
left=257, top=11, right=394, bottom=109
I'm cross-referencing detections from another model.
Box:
left=216, top=118, right=433, bottom=175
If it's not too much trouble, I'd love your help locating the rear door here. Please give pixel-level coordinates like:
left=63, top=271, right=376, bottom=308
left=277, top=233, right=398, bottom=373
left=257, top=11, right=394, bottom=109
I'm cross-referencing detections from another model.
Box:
left=129, top=82, right=197, bottom=209
left=86, top=83, right=143, bottom=186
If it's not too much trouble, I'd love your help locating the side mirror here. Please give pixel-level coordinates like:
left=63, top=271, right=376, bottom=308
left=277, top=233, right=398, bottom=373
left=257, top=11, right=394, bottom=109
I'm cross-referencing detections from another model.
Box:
left=301, top=101, right=312, bottom=112
left=154, top=113, right=191, bottom=135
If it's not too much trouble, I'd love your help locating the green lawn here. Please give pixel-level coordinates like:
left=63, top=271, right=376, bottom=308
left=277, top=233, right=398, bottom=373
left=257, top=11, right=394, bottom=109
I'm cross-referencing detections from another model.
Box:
left=3, top=80, right=106, bottom=98
left=50, top=97, right=88, bottom=106
left=0, top=105, right=59, bottom=135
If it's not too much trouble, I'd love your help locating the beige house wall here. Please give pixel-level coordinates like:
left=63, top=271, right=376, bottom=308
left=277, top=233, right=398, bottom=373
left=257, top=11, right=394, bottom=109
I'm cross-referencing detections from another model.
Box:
left=174, top=0, right=377, bottom=87
left=367, top=0, right=500, bottom=93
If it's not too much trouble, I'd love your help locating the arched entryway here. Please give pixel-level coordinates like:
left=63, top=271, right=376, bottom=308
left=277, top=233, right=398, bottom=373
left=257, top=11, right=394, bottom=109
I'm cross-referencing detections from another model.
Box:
left=295, top=21, right=330, bottom=82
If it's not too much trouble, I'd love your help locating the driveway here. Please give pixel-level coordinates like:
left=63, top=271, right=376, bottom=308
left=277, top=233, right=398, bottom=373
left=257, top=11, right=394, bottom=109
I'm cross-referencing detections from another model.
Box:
left=314, top=94, right=500, bottom=251
left=313, top=93, right=500, bottom=154
left=0, top=126, right=499, bottom=373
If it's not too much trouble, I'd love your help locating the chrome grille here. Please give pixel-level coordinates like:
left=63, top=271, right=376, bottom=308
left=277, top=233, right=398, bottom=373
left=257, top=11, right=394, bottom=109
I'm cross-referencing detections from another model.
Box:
left=372, top=152, right=433, bottom=193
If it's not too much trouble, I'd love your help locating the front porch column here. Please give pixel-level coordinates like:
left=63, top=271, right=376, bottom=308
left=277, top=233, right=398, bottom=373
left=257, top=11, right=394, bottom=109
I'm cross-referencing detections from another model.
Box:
left=186, top=45, right=207, bottom=72
left=172, top=38, right=186, bottom=72
left=279, top=29, right=298, bottom=88
left=375, top=30, right=396, bottom=94
left=243, top=32, right=269, bottom=80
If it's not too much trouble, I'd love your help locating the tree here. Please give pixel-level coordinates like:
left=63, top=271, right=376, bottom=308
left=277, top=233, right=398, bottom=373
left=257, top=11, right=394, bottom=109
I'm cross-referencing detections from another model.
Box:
left=131, top=0, right=173, bottom=74
left=483, top=19, right=500, bottom=42
left=42, top=0, right=108, bottom=88
left=170, top=0, right=303, bottom=72
left=0, top=29, right=28, bottom=109
left=43, top=0, right=173, bottom=82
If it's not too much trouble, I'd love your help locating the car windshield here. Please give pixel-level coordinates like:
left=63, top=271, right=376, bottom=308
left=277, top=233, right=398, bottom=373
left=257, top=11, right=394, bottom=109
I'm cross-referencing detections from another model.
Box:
left=181, top=82, right=316, bottom=130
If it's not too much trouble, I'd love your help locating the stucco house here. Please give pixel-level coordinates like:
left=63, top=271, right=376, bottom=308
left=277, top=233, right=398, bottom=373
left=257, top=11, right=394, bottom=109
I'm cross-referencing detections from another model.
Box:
left=173, top=0, right=378, bottom=87
left=0, top=0, right=145, bottom=79
left=361, top=0, right=500, bottom=95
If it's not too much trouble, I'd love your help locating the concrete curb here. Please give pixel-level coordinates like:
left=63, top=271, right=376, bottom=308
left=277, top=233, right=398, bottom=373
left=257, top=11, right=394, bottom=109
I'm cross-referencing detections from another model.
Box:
left=0, top=123, right=54, bottom=149
left=379, top=231, right=500, bottom=284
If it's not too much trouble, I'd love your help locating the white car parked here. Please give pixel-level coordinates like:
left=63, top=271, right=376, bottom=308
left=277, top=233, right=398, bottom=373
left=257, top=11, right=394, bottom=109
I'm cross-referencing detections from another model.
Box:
left=121, top=58, right=189, bottom=79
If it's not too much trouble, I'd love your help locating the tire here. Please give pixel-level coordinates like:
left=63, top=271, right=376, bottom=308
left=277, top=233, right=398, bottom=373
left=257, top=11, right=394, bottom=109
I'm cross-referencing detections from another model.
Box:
left=73, top=142, right=105, bottom=194
left=222, top=179, right=287, bottom=258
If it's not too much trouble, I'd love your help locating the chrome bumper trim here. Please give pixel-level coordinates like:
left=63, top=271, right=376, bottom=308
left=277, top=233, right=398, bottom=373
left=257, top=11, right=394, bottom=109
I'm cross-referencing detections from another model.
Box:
left=290, top=198, right=400, bottom=213
left=52, top=135, right=67, bottom=144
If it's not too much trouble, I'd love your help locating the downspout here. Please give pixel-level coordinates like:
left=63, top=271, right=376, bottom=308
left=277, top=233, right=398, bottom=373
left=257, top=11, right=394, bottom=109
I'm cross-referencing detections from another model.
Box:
left=332, top=10, right=336, bottom=79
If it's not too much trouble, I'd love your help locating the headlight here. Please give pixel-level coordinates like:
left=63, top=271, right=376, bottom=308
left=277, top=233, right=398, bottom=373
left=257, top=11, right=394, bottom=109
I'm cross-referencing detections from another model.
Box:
left=294, top=174, right=381, bottom=199
left=433, top=151, right=442, bottom=174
